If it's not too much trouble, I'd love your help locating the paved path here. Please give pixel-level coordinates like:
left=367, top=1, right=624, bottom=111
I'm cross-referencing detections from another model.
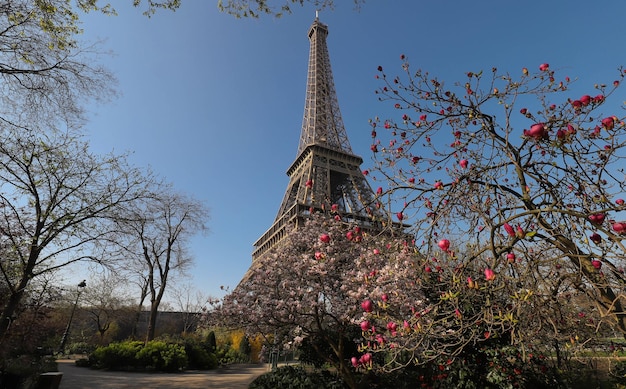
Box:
left=57, top=360, right=270, bottom=389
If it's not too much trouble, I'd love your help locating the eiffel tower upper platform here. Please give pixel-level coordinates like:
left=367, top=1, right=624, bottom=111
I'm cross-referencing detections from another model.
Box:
left=251, top=16, right=389, bottom=261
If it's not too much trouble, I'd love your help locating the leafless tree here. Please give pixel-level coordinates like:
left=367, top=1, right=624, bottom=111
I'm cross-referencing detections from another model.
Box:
left=115, top=187, right=209, bottom=342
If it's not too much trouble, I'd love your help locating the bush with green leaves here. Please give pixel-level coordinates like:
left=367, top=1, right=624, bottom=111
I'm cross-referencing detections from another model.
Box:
left=183, top=340, right=218, bottom=370
left=91, top=341, right=144, bottom=370
left=136, top=341, right=187, bottom=372
left=249, top=365, right=347, bottom=389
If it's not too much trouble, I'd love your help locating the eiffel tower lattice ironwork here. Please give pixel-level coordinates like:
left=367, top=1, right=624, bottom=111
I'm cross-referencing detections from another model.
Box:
left=252, top=16, right=388, bottom=261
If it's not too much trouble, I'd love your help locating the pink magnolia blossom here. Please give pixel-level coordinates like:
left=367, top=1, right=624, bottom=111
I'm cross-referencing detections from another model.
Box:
left=437, top=239, right=450, bottom=251
left=524, top=123, right=547, bottom=139
left=361, top=299, right=374, bottom=313
left=320, top=233, right=331, bottom=243
left=484, top=268, right=495, bottom=281
left=539, top=63, right=550, bottom=71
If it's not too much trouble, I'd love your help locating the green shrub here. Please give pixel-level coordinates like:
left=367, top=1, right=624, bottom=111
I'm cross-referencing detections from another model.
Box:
left=204, top=331, right=217, bottom=353
left=136, top=341, right=187, bottom=372
left=91, top=341, right=144, bottom=370
left=249, top=366, right=347, bottom=389
left=184, top=342, right=218, bottom=370
left=66, top=341, right=96, bottom=355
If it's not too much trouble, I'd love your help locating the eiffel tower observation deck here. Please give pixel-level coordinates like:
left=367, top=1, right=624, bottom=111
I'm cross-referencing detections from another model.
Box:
left=252, top=16, right=389, bottom=261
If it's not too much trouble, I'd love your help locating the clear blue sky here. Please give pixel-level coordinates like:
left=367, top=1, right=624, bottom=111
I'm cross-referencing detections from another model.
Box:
left=77, top=1, right=626, bottom=300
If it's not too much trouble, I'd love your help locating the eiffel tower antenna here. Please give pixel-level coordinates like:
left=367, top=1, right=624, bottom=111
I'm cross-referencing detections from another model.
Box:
left=251, top=17, right=389, bottom=261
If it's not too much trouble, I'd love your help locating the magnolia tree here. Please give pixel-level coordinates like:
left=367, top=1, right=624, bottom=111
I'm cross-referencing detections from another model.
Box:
left=358, top=60, right=626, bottom=374
left=213, top=214, right=422, bottom=389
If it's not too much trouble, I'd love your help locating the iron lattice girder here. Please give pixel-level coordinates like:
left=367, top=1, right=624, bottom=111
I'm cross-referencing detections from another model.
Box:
left=275, top=144, right=384, bottom=222
left=252, top=18, right=391, bottom=262
left=298, top=18, right=352, bottom=156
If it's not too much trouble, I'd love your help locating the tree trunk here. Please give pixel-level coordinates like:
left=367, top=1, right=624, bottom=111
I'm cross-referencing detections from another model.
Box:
left=145, top=301, right=160, bottom=343
left=0, top=275, right=30, bottom=343
left=0, top=291, right=24, bottom=342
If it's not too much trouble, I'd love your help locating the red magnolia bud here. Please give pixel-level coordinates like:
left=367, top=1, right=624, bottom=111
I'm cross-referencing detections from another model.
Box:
left=381, top=293, right=389, bottom=302
left=590, top=233, right=602, bottom=244
left=361, top=299, right=373, bottom=313
left=539, top=63, right=549, bottom=71
left=346, top=231, right=354, bottom=241
left=515, top=226, right=525, bottom=239
left=370, top=144, right=378, bottom=152
left=503, top=223, right=515, bottom=237
left=567, top=124, right=576, bottom=134
left=437, top=239, right=450, bottom=251
left=351, top=357, right=359, bottom=368
left=588, top=213, right=606, bottom=225
left=612, top=222, right=626, bottom=234
left=305, top=179, right=313, bottom=188
left=484, top=268, right=495, bottom=281
left=360, top=321, right=371, bottom=331
left=580, top=95, right=591, bottom=106
left=396, top=212, right=404, bottom=221
left=376, top=187, right=383, bottom=195
left=373, top=248, right=380, bottom=255
left=616, top=199, right=624, bottom=205
left=459, top=159, right=468, bottom=169
left=602, top=117, right=615, bottom=130
left=591, top=259, right=602, bottom=270
left=314, top=251, right=323, bottom=260
left=434, top=181, right=443, bottom=190
left=320, top=234, right=331, bottom=243
left=506, top=252, right=516, bottom=262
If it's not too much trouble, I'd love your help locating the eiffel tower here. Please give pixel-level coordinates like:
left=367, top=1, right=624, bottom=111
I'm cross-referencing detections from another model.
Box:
left=252, top=16, right=388, bottom=261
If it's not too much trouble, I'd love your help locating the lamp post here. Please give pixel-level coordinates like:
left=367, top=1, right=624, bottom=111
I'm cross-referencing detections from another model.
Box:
left=59, top=280, right=86, bottom=353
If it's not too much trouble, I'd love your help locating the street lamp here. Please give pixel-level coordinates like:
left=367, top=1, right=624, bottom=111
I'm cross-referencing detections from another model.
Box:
left=58, top=280, right=86, bottom=353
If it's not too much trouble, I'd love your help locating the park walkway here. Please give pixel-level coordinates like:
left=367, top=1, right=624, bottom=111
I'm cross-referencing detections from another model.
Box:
left=57, top=359, right=270, bottom=389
